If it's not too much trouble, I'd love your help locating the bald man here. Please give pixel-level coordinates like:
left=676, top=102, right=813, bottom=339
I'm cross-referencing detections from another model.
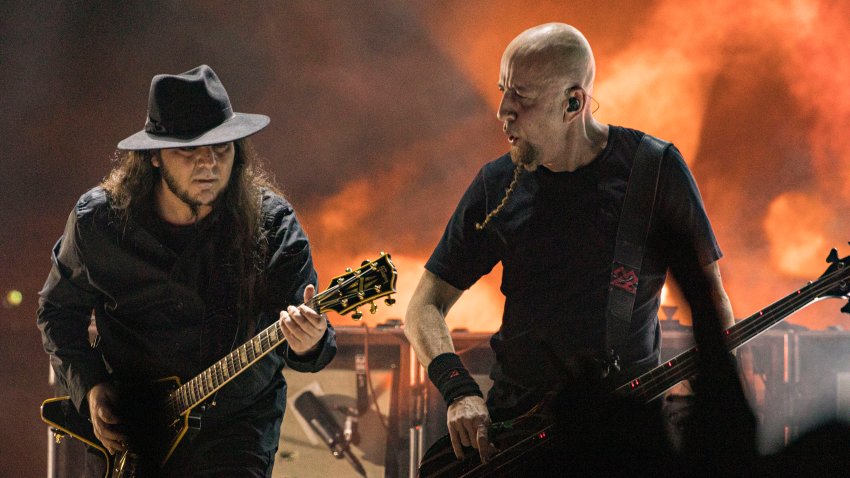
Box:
left=404, top=23, right=734, bottom=463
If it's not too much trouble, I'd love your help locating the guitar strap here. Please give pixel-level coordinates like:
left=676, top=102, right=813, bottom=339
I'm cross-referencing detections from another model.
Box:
left=603, top=134, right=670, bottom=372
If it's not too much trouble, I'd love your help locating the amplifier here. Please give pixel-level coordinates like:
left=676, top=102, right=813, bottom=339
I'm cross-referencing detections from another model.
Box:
left=275, top=325, right=411, bottom=478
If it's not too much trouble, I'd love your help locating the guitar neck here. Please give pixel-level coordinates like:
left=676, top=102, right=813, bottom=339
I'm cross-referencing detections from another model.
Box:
left=617, top=270, right=844, bottom=403
left=169, top=297, right=319, bottom=416
left=165, top=252, right=398, bottom=417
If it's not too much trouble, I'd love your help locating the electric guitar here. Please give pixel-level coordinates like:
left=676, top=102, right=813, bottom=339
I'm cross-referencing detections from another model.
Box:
left=41, top=253, right=398, bottom=478
left=418, top=248, right=850, bottom=478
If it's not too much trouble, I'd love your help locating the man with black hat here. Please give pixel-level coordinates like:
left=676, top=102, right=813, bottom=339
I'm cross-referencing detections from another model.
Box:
left=37, top=65, right=336, bottom=476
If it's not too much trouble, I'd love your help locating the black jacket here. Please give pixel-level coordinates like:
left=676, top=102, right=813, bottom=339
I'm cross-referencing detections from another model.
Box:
left=37, top=187, right=336, bottom=418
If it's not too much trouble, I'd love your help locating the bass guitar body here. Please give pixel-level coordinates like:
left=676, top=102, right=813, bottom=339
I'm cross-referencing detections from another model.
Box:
left=418, top=248, right=850, bottom=477
left=418, top=413, right=558, bottom=478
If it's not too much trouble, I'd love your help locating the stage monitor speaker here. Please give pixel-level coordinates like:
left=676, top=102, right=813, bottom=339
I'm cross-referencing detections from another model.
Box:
left=275, top=329, right=407, bottom=478
left=791, top=331, right=850, bottom=435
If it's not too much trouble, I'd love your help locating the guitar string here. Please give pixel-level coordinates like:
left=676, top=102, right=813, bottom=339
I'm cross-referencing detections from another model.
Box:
left=629, top=270, right=844, bottom=401
left=171, top=288, right=334, bottom=412
left=170, top=262, right=392, bottom=414
left=725, top=265, right=846, bottom=344
left=625, top=265, right=848, bottom=402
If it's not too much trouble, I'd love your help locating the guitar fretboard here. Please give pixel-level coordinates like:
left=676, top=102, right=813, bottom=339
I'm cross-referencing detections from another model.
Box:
left=168, top=297, right=319, bottom=416
left=160, top=253, right=397, bottom=420
left=616, top=262, right=849, bottom=402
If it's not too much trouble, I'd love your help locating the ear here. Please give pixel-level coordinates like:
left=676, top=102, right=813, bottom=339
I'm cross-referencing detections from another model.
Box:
left=150, top=152, right=161, bottom=168
left=562, top=87, right=585, bottom=121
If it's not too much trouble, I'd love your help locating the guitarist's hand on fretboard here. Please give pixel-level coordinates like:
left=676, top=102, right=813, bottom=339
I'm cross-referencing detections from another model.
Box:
left=87, top=382, right=128, bottom=455
left=279, top=284, right=328, bottom=356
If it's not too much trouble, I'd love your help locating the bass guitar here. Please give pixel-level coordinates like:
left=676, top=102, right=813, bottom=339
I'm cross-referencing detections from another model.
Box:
left=419, top=248, right=850, bottom=477
left=41, top=253, right=397, bottom=478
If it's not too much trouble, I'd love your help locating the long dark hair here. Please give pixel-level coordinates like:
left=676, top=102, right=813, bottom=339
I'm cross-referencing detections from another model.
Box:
left=102, top=138, right=282, bottom=333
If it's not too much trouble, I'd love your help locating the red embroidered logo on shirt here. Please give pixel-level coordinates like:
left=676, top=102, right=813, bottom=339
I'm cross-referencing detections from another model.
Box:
left=610, top=266, right=639, bottom=294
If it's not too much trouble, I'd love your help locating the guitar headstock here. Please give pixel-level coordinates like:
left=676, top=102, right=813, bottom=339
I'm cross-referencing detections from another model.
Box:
left=820, top=246, right=850, bottom=314
left=314, top=253, right=398, bottom=319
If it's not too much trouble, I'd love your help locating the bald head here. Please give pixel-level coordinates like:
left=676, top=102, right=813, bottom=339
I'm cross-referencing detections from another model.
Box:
left=501, top=23, right=596, bottom=91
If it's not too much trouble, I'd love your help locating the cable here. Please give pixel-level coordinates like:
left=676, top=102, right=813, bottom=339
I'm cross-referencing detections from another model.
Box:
left=363, top=324, right=389, bottom=431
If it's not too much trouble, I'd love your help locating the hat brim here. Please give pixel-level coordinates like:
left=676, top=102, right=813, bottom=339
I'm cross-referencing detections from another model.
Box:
left=116, top=112, right=270, bottom=150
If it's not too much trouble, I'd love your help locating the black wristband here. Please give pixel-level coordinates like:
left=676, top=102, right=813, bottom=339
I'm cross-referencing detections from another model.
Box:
left=427, top=352, right=483, bottom=405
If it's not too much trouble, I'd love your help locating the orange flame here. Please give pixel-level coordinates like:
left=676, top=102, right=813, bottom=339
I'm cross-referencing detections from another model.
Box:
left=313, top=0, right=850, bottom=332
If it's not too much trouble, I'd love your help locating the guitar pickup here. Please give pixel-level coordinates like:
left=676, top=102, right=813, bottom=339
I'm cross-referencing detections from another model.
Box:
left=187, top=414, right=202, bottom=431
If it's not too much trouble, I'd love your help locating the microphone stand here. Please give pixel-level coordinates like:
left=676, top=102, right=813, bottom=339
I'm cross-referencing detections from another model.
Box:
left=295, top=391, right=367, bottom=477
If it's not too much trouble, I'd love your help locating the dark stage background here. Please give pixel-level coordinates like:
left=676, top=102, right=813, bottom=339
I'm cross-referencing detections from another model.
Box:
left=2, top=1, right=850, bottom=475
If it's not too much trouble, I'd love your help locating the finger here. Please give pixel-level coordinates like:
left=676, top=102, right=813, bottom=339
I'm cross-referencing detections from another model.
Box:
left=279, top=311, right=307, bottom=345
left=292, top=305, right=325, bottom=332
left=296, top=304, right=325, bottom=330
left=95, top=421, right=127, bottom=443
left=101, top=436, right=125, bottom=455
left=93, top=421, right=127, bottom=454
left=98, top=405, right=120, bottom=425
left=460, top=419, right=476, bottom=448
left=303, top=284, right=316, bottom=303
left=476, top=425, right=499, bottom=464
left=285, top=307, right=312, bottom=337
left=449, top=425, right=465, bottom=460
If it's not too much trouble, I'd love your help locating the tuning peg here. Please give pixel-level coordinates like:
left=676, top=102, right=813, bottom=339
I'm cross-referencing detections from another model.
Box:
left=370, top=301, right=378, bottom=314
left=827, top=248, right=840, bottom=263
left=384, top=295, right=396, bottom=306
left=842, top=302, right=850, bottom=315
left=352, top=308, right=363, bottom=320
left=361, top=259, right=371, bottom=266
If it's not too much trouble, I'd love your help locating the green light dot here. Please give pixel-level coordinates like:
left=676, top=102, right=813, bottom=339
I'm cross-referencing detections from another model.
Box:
left=7, top=290, right=22, bottom=306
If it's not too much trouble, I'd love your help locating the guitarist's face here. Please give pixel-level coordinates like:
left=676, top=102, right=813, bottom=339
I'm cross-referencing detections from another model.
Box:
left=152, top=142, right=235, bottom=221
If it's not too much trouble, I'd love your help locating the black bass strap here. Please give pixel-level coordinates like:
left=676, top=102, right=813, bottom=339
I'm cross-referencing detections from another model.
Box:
left=603, top=134, right=670, bottom=373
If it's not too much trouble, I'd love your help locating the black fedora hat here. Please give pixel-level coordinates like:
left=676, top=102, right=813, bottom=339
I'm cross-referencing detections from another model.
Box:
left=117, top=65, right=269, bottom=150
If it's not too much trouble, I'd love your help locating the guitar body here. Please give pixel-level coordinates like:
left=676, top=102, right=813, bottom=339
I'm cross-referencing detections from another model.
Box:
left=42, top=396, right=114, bottom=475
left=41, top=377, right=201, bottom=478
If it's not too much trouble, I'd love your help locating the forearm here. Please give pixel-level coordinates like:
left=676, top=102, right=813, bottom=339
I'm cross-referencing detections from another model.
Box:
left=405, top=300, right=457, bottom=367
left=404, top=270, right=463, bottom=367
left=696, top=261, right=735, bottom=331
left=37, top=303, right=109, bottom=412
left=676, top=260, right=738, bottom=358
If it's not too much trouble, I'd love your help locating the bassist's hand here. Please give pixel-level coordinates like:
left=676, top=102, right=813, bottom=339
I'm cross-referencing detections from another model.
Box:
left=87, top=382, right=127, bottom=455
left=280, top=284, right=328, bottom=356
left=447, top=395, right=499, bottom=463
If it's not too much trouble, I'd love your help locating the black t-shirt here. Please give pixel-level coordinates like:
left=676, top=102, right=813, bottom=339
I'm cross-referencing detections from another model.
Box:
left=425, top=126, right=722, bottom=414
